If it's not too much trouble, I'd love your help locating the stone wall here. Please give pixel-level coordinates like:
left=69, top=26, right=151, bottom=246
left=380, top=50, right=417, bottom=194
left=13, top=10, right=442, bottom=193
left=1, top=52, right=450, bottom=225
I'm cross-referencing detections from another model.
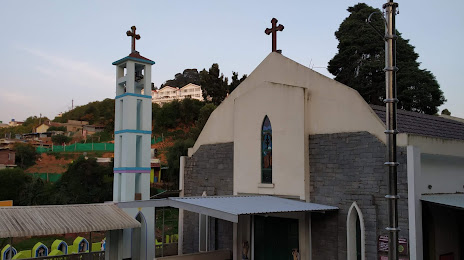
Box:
left=309, top=132, right=409, bottom=260
left=182, top=143, right=234, bottom=254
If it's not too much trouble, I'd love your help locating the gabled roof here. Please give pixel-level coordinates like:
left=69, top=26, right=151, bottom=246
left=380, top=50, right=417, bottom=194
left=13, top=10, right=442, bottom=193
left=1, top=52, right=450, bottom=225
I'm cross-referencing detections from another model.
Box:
left=370, top=105, right=464, bottom=140
left=112, top=51, right=155, bottom=65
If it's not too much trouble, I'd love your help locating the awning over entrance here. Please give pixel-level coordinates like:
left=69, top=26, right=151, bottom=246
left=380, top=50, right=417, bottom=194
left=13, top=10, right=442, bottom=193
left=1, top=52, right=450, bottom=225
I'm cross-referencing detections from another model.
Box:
left=421, top=194, right=464, bottom=209
left=0, top=203, right=141, bottom=238
left=117, top=195, right=338, bottom=223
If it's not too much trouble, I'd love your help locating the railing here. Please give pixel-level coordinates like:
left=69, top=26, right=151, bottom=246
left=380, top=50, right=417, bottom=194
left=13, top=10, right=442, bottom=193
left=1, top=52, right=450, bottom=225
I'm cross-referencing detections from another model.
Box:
left=23, top=251, right=105, bottom=260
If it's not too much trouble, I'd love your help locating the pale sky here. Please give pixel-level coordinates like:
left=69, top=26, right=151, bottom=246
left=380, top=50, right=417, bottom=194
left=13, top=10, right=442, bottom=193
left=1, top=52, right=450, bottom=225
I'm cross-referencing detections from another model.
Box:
left=1, top=0, right=463, bottom=123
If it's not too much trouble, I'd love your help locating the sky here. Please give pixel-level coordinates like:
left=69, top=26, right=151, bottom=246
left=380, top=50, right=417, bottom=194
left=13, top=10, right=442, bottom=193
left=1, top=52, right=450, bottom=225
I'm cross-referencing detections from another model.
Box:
left=1, top=0, right=463, bottom=123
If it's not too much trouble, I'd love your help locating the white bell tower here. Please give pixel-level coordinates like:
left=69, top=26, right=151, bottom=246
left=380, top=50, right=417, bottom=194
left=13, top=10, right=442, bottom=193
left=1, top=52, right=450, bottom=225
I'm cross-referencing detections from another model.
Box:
left=109, top=26, right=155, bottom=260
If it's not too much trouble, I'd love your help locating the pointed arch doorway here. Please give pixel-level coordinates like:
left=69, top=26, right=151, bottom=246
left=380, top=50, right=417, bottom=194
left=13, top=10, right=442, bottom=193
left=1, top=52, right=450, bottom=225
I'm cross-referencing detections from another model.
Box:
left=132, top=212, right=147, bottom=260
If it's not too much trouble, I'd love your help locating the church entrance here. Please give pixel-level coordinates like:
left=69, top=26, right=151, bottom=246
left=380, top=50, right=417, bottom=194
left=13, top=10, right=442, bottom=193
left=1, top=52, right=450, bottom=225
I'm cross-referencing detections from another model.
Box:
left=254, top=216, right=299, bottom=260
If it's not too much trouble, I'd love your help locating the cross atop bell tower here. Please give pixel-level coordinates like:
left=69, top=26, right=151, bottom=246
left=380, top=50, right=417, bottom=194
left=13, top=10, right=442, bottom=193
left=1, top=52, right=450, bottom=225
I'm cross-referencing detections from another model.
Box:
left=126, top=26, right=140, bottom=53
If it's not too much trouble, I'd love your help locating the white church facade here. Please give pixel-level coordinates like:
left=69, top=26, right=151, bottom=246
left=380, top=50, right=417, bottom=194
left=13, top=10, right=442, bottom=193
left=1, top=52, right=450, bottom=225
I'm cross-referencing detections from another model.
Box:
left=178, top=52, right=464, bottom=260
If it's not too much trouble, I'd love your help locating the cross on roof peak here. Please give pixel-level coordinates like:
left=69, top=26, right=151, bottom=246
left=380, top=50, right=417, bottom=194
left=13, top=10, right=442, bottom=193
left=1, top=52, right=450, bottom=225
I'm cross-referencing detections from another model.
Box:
left=265, top=18, right=284, bottom=53
left=126, top=26, right=141, bottom=53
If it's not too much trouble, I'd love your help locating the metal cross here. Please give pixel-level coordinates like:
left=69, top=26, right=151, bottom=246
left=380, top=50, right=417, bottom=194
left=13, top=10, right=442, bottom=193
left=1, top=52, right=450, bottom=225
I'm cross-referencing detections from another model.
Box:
left=265, top=18, right=284, bottom=53
left=126, top=26, right=141, bottom=53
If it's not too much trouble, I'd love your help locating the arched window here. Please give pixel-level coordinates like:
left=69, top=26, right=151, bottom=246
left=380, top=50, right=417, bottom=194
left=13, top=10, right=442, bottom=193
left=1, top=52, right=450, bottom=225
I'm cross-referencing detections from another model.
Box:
left=261, top=116, right=272, bottom=183
left=347, top=202, right=365, bottom=260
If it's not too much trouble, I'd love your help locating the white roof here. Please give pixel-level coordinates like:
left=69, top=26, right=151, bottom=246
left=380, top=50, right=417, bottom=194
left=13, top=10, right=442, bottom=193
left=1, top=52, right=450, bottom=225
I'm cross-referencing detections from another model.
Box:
left=421, top=194, right=464, bottom=209
left=0, top=203, right=141, bottom=238
left=118, top=195, right=338, bottom=223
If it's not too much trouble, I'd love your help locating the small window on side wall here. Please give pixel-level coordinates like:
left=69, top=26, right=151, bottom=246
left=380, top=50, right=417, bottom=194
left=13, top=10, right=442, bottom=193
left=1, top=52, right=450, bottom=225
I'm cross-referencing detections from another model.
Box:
left=261, top=116, right=272, bottom=183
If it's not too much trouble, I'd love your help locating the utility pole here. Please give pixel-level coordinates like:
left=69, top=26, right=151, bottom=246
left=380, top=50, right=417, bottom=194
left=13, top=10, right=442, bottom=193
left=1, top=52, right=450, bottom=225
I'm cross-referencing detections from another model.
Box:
left=72, top=99, right=74, bottom=110
left=384, top=1, right=399, bottom=259
left=368, top=1, right=399, bottom=259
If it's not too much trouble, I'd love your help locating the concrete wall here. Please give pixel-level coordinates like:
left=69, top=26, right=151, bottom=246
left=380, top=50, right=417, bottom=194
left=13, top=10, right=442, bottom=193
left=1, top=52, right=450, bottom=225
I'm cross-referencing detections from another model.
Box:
left=309, top=132, right=409, bottom=260
left=182, top=143, right=234, bottom=254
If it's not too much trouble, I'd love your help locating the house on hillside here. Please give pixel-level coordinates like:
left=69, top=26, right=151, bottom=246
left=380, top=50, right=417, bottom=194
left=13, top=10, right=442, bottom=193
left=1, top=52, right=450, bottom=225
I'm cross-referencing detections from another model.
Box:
left=151, top=83, right=205, bottom=106
left=0, top=148, right=15, bottom=168
left=34, top=121, right=64, bottom=133
left=8, top=119, right=23, bottom=127
left=62, top=120, right=89, bottom=132
left=177, top=53, right=464, bottom=260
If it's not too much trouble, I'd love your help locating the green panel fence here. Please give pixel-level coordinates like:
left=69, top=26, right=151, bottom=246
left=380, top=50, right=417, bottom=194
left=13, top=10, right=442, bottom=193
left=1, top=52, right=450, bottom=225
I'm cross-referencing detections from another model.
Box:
left=36, top=143, right=114, bottom=153
left=29, top=173, right=62, bottom=183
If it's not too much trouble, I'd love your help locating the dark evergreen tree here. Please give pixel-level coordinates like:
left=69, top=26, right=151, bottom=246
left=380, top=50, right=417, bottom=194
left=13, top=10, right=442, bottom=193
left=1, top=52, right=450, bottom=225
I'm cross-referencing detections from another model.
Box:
left=200, top=64, right=229, bottom=105
left=229, top=72, right=247, bottom=93
left=161, top=69, right=200, bottom=89
left=13, top=143, right=39, bottom=169
left=328, top=3, right=445, bottom=114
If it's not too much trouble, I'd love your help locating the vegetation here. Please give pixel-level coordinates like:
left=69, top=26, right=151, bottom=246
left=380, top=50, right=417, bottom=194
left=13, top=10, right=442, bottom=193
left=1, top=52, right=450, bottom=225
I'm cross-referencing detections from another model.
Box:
left=14, top=143, right=39, bottom=169
left=441, top=109, right=451, bottom=116
left=0, top=116, right=50, bottom=136
left=328, top=3, right=446, bottom=114
left=51, top=134, right=72, bottom=145
left=53, top=156, right=113, bottom=204
left=53, top=98, right=115, bottom=131
left=161, top=64, right=247, bottom=106
left=47, top=126, right=67, bottom=132
left=160, top=69, right=201, bottom=89
left=0, top=156, right=113, bottom=206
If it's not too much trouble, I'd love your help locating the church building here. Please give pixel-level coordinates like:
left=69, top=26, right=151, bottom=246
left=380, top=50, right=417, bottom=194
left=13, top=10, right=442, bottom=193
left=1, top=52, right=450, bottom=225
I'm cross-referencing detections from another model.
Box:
left=178, top=52, right=464, bottom=260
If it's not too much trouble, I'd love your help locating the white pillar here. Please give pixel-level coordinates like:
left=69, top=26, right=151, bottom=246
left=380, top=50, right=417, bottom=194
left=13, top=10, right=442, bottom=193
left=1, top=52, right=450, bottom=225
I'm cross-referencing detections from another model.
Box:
left=407, top=146, right=423, bottom=260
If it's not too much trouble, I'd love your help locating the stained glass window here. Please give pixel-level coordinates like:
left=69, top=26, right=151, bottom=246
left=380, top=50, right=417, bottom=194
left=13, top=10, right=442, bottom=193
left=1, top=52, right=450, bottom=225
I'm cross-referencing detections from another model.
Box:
left=261, top=116, right=272, bottom=183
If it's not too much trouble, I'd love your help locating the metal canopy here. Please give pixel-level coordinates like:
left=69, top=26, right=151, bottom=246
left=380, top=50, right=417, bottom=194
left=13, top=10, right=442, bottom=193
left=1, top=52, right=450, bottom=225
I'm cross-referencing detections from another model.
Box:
left=421, top=194, right=464, bottom=209
left=117, top=195, right=338, bottom=223
left=0, top=203, right=141, bottom=238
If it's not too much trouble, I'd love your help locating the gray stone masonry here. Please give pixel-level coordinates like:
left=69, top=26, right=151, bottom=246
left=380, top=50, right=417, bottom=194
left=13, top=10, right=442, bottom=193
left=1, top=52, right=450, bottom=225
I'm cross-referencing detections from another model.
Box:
left=309, top=132, right=409, bottom=260
left=182, top=143, right=234, bottom=254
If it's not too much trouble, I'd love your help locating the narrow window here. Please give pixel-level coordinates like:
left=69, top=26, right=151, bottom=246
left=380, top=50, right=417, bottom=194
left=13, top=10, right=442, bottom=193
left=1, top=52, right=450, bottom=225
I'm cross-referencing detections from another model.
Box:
left=119, top=99, right=124, bottom=130
left=136, top=135, right=142, bottom=167
left=136, top=99, right=142, bottom=130
left=261, top=116, right=272, bottom=183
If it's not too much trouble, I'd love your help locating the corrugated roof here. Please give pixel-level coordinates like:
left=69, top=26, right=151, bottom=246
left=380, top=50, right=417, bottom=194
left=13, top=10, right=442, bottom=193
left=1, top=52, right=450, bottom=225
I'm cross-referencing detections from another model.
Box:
left=0, top=203, right=141, bottom=238
left=171, top=195, right=338, bottom=215
left=370, top=105, right=464, bottom=140
left=421, top=194, right=464, bottom=209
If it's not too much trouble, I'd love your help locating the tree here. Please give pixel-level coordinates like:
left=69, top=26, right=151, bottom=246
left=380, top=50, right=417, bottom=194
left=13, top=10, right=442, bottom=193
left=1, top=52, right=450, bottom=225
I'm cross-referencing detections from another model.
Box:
left=229, top=72, right=247, bottom=93
left=0, top=168, right=32, bottom=204
left=51, top=134, right=72, bottom=145
left=441, top=109, right=451, bottom=116
left=14, top=143, right=39, bottom=169
left=165, top=138, right=195, bottom=188
left=200, top=64, right=229, bottom=105
left=47, top=126, right=66, bottom=132
left=328, top=3, right=445, bottom=114
left=53, top=156, right=113, bottom=204
left=161, top=69, right=200, bottom=89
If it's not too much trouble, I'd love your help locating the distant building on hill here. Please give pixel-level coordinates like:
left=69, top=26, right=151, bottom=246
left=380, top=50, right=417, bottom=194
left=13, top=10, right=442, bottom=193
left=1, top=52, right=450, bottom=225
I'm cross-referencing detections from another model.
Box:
left=8, top=119, right=23, bottom=127
left=150, top=83, right=204, bottom=106
left=0, top=148, right=15, bottom=168
left=34, top=120, right=63, bottom=133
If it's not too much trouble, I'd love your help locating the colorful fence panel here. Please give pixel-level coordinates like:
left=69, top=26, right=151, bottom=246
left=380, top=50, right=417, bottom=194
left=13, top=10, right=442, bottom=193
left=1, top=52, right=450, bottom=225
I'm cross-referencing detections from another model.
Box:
left=36, top=143, right=114, bottom=153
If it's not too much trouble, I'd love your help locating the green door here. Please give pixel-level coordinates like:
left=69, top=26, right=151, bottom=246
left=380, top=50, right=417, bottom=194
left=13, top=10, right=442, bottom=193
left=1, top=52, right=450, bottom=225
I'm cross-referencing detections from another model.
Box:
left=254, top=216, right=299, bottom=260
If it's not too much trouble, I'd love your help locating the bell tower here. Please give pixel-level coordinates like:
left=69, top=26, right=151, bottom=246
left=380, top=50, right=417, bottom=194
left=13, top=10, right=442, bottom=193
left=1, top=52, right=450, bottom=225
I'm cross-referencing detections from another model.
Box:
left=110, top=26, right=155, bottom=260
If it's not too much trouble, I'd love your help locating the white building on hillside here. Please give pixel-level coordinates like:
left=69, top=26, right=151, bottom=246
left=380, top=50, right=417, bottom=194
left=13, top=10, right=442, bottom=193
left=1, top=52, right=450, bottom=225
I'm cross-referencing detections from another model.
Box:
left=151, top=83, right=204, bottom=106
